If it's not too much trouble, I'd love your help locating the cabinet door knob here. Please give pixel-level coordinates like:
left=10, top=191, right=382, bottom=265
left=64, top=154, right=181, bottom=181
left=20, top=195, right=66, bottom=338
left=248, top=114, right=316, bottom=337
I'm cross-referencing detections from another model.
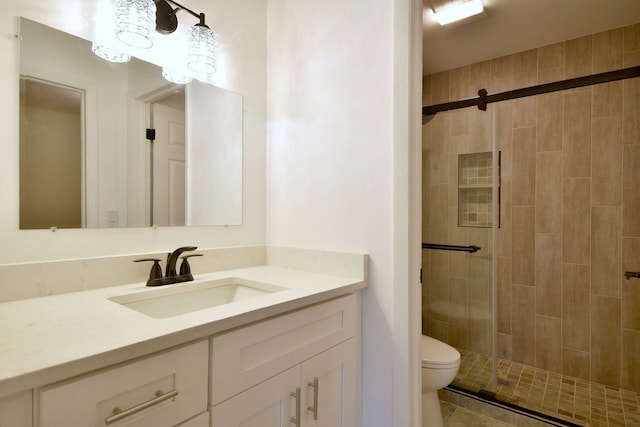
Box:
left=307, top=377, right=319, bottom=420
left=289, top=387, right=301, bottom=427
left=105, top=389, right=178, bottom=425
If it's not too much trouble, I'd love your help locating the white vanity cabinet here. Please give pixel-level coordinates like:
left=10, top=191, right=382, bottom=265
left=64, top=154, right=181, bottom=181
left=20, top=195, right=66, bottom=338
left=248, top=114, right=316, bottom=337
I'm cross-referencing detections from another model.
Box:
left=0, top=391, right=32, bottom=427
left=210, top=294, right=359, bottom=427
left=38, top=340, right=209, bottom=427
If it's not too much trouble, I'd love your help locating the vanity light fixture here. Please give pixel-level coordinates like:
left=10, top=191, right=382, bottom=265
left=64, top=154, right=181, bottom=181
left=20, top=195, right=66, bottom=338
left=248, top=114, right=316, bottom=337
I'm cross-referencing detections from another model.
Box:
left=97, top=0, right=218, bottom=83
left=91, top=42, right=131, bottom=63
left=162, top=67, right=192, bottom=84
left=115, top=0, right=156, bottom=48
left=433, top=0, right=485, bottom=26
left=155, top=0, right=218, bottom=74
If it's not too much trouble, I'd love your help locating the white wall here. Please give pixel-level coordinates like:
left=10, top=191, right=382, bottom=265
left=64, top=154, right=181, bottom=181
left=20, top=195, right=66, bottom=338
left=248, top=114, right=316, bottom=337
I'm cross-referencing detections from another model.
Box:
left=265, top=0, right=422, bottom=426
left=0, top=0, right=267, bottom=263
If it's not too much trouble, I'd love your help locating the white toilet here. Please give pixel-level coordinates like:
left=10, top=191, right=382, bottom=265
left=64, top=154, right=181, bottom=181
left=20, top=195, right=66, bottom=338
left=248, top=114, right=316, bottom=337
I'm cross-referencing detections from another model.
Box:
left=421, top=335, right=461, bottom=427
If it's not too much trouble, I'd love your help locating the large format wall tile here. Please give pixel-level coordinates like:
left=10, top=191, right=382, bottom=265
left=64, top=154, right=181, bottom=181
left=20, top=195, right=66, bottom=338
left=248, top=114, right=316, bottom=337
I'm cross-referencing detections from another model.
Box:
left=591, top=115, right=622, bottom=206
left=562, top=178, right=590, bottom=264
left=536, top=93, right=563, bottom=152
left=512, top=127, right=536, bottom=206
left=535, top=233, right=562, bottom=317
left=535, top=315, right=562, bottom=373
left=562, top=348, right=590, bottom=381
left=592, top=28, right=623, bottom=73
left=591, top=207, right=621, bottom=297
left=562, top=263, right=590, bottom=352
left=537, top=42, right=564, bottom=84
left=590, top=295, right=621, bottom=388
left=623, top=78, right=640, bottom=144
left=622, top=329, right=640, bottom=391
left=512, top=207, right=535, bottom=286
left=563, top=91, right=591, bottom=178
left=565, top=35, right=593, bottom=78
left=535, top=151, right=562, bottom=234
left=512, top=285, right=536, bottom=366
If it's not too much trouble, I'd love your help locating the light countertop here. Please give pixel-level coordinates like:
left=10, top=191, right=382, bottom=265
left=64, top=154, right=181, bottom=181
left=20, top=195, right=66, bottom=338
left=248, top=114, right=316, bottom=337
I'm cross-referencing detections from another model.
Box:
left=0, top=264, right=367, bottom=399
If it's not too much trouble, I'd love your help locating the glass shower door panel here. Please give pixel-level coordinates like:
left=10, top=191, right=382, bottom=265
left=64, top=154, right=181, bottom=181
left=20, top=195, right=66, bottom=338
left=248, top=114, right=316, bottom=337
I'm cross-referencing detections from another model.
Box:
left=422, top=104, right=498, bottom=395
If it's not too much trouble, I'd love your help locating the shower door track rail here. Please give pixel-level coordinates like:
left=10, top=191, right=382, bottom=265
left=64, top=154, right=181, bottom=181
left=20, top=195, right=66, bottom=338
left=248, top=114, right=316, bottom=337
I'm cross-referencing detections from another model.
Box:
left=422, top=65, right=640, bottom=116
left=422, top=243, right=481, bottom=253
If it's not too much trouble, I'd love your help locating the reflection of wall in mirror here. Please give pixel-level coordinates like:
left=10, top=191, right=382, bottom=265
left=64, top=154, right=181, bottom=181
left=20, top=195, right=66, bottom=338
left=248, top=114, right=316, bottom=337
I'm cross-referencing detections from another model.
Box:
left=187, top=81, right=243, bottom=226
left=19, top=78, right=82, bottom=229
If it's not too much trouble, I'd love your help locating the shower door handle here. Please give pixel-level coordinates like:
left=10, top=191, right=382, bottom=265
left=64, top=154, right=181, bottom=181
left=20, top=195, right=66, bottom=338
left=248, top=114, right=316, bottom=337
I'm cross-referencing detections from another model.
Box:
left=422, top=243, right=481, bottom=253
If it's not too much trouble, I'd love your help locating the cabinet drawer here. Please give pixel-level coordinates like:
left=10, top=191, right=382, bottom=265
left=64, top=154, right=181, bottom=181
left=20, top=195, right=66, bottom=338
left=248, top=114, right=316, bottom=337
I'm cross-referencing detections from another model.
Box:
left=39, top=340, right=208, bottom=427
left=210, top=294, right=356, bottom=404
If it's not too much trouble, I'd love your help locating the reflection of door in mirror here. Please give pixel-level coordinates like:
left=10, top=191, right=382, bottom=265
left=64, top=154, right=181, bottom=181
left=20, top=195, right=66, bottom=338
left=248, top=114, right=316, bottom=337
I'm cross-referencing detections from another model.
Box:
left=150, top=95, right=186, bottom=227
left=19, top=77, right=83, bottom=229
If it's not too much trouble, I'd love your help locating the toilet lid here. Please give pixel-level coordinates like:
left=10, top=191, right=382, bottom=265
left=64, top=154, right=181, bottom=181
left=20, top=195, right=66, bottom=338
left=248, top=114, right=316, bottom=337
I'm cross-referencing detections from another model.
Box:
left=421, top=335, right=460, bottom=367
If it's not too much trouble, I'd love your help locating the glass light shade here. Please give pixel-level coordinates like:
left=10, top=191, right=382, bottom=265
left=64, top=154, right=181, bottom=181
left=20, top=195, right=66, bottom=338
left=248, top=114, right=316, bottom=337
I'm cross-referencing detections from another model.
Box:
left=115, top=0, right=156, bottom=48
left=162, top=68, right=192, bottom=85
left=434, top=0, right=484, bottom=25
left=91, top=42, right=131, bottom=63
left=186, top=25, right=218, bottom=74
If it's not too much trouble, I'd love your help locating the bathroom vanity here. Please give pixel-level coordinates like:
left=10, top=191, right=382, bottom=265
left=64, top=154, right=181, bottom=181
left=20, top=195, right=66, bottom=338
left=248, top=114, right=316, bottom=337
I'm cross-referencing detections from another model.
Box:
left=0, top=246, right=366, bottom=427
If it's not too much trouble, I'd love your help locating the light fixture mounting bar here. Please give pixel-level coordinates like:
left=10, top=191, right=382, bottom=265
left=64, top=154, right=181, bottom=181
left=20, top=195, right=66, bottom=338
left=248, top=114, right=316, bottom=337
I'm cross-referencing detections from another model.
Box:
left=162, top=0, right=207, bottom=25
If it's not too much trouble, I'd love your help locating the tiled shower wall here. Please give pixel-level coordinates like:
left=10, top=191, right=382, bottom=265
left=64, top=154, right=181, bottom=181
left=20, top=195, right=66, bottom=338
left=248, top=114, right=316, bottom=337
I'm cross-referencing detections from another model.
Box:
left=422, top=23, right=640, bottom=393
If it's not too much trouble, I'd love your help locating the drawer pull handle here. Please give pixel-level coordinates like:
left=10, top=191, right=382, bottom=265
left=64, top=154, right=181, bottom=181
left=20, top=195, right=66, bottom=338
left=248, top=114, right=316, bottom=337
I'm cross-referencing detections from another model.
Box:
left=307, top=377, right=319, bottom=420
left=105, top=389, right=179, bottom=425
left=289, top=387, right=301, bottom=427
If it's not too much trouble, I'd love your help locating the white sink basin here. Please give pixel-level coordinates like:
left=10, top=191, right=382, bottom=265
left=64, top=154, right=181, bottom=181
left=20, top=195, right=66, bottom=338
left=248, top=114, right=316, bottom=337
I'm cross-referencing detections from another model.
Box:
left=109, top=277, right=286, bottom=318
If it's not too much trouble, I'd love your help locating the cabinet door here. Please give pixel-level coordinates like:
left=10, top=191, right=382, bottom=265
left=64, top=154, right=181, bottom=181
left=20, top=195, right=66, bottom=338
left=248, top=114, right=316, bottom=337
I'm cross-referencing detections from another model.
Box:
left=301, top=339, right=356, bottom=427
left=0, top=391, right=32, bottom=427
left=210, top=366, right=300, bottom=427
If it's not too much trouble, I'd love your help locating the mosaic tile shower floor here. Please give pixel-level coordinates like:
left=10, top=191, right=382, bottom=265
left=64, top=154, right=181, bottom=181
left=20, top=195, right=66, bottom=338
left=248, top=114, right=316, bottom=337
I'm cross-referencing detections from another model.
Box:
left=453, top=349, right=640, bottom=427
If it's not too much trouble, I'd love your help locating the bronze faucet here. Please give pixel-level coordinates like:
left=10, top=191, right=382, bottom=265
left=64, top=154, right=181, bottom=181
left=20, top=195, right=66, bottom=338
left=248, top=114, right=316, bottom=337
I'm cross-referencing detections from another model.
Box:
left=135, top=246, right=202, bottom=286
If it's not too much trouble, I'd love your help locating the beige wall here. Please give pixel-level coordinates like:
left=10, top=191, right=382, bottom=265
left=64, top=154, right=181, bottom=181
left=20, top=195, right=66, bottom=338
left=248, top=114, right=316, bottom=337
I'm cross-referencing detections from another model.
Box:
left=422, top=23, right=640, bottom=392
left=20, top=103, right=81, bottom=229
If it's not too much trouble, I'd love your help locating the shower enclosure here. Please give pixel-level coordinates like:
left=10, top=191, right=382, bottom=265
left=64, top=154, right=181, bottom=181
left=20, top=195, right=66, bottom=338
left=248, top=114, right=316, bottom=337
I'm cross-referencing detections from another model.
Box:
left=422, top=62, right=640, bottom=426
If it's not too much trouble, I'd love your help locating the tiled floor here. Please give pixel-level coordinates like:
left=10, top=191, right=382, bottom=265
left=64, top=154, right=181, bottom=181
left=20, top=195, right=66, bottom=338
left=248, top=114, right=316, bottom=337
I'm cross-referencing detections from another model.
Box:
left=442, top=401, right=517, bottom=426
left=453, top=349, right=640, bottom=427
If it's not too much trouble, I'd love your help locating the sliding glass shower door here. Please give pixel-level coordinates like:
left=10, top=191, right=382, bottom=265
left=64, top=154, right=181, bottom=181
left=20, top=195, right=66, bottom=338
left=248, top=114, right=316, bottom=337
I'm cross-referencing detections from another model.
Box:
left=421, top=103, right=499, bottom=396
left=423, top=73, right=640, bottom=426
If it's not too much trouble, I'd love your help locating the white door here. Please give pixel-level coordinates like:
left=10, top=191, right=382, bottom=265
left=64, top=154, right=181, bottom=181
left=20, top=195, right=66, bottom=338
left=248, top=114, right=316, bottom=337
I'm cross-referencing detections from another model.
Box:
left=210, top=366, right=300, bottom=427
left=301, top=340, right=356, bottom=427
left=152, top=103, right=185, bottom=226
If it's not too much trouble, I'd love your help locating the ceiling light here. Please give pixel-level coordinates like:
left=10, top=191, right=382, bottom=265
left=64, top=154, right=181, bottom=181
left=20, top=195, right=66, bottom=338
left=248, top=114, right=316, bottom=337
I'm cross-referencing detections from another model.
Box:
left=433, top=0, right=484, bottom=26
left=115, top=0, right=156, bottom=48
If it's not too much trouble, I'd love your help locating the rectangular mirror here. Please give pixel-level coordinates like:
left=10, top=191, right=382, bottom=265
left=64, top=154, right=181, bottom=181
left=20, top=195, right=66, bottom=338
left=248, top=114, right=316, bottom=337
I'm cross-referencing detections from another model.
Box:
left=19, top=17, right=243, bottom=229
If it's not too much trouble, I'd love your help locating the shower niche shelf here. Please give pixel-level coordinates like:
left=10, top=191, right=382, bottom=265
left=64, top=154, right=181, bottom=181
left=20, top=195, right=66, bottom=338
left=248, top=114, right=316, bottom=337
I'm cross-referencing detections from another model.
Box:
left=458, top=152, right=500, bottom=228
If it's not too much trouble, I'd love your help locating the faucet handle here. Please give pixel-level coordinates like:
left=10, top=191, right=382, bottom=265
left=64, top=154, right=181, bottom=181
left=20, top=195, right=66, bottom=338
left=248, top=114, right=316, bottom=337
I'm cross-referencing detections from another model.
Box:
left=134, top=258, right=163, bottom=286
left=179, top=254, right=203, bottom=276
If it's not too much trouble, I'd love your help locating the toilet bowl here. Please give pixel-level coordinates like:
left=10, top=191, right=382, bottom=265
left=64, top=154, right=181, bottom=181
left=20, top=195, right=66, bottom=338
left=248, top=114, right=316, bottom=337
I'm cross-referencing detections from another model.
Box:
left=421, top=335, right=461, bottom=427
